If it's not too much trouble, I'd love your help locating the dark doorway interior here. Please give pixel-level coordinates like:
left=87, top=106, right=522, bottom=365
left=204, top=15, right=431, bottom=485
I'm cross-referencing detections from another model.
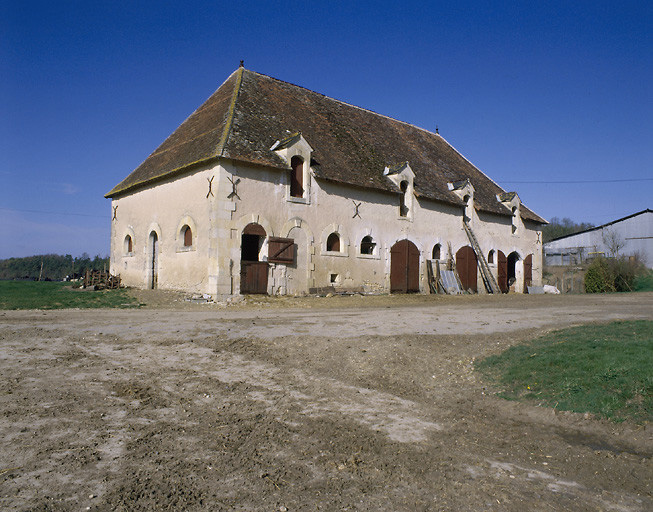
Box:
left=497, top=250, right=508, bottom=293
left=149, top=231, right=158, bottom=290
left=241, top=234, right=261, bottom=261
left=241, top=224, right=268, bottom=294
left=507, top=252, right=519, bottom=288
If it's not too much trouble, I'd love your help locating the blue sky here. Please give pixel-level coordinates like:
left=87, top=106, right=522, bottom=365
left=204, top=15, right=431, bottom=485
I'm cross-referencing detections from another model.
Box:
left=1, top=0, right=651, bottom=259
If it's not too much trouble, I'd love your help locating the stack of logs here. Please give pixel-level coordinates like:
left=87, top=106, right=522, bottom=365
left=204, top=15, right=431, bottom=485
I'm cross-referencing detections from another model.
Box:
left=83, top=270, right=121, bottom=290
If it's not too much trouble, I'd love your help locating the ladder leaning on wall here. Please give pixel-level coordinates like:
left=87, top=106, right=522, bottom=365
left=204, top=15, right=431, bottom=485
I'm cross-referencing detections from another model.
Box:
left=462, top=220, right=501, bottom=294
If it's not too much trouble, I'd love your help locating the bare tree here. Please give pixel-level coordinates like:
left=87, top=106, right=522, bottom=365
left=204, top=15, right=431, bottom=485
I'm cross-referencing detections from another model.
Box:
left=602, top=228, right=626, bottom=257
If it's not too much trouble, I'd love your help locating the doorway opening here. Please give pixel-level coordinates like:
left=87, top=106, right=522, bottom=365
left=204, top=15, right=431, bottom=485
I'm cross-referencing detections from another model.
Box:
left=149, top=231, right=158, bottom=289
left=240, top=223, right=268, bottom=294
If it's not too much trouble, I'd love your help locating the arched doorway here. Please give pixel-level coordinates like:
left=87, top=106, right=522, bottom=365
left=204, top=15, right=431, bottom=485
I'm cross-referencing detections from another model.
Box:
left=456, top=246, right=477, bottom=292
left=497, top=250, right=508, bottom=293
left=507, top=251, right=520, bottom=291
left=524, top=254, right=533, bottom=293
left=390, top=239, right=420, bottom=293
left=148, top=231, right=158, bottom=289
left=240, top=223, right=268, bottom=294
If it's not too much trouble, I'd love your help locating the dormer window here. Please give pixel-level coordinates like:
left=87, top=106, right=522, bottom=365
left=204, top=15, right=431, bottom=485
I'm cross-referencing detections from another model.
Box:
left=271, top=133, right=312, bottom=204
left=290, top=156, right=304, bottom=198
left=463, top=195, right=471, bottom=222
left=384, top=162, right=415, bottom=221
left=399, top=181, right=409, bottom=217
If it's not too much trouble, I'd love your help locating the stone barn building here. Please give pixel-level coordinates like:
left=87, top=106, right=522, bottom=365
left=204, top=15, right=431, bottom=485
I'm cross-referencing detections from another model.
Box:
left=106, top=66, right=546, bottom=296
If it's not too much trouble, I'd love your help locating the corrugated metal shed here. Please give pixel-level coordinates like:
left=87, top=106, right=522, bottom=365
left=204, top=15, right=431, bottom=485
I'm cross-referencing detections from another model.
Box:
left=544, top=210, right=653, bottom=267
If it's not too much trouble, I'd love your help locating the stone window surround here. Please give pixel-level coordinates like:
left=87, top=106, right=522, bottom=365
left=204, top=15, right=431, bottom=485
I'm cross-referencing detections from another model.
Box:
left=320, top=223, right=348, bottom=257
left=356, top=229, right=380, bottom=260
left=123, top=226, right=136, bottom=257
left=176, top=216, right=197, bottom=253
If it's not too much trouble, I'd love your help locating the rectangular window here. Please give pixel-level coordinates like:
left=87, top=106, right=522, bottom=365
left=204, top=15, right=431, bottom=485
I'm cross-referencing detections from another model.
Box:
left=268, top=237, right=295, bottom=264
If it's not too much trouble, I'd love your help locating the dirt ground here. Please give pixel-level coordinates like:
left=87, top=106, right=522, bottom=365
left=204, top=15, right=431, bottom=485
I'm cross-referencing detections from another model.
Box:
left=1, top=292, right=652, bottom=511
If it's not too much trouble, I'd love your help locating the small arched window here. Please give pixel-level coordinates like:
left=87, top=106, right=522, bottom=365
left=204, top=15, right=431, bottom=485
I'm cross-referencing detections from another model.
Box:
left=124, top=235, right=133, bottom=254
left=326, top=232, right=340, bottom=252
left=399, top=181, right=409, bottom=217
left=432, top=243, right=441, bottom=260
left=360, top=235, right=375, bottom=255
left=290, top=156, right=304, bottom=198
left=182, top=225, right=192, bottom=247
left=488, top=250, right=495, bottom=263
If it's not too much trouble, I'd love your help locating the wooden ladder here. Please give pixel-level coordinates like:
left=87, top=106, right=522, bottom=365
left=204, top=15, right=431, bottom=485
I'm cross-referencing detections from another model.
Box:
left=463, top=220, right=501, bottom=294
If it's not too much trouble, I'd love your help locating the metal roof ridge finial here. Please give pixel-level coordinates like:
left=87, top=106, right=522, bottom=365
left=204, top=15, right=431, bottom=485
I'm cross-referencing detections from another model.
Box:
left=435, top=125, right=439, bottom=134
left=239, top=59, right=244, bottom=68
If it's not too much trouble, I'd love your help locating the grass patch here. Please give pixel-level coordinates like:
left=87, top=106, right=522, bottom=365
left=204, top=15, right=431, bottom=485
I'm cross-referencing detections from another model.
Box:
left=476, top=321, right=653, bottom=423
left=634, top=270, right=653, bottom=292
left=0, top=281, right=140, bottom=310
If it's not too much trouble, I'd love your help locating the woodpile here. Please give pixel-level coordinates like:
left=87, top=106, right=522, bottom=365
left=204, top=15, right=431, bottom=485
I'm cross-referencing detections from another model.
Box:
left=83, top=270, right=121, bottom=290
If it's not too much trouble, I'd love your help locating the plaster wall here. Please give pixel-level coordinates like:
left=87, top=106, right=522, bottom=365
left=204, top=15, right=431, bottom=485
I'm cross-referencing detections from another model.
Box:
left=109, top=159, right=543, bottom=296
left=222, top=160, right=543, bottom=295
left=109, top=163, right=220, bottom=293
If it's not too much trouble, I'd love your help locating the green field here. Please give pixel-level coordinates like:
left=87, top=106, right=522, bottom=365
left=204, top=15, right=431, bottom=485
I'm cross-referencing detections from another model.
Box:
left=0, top=281, right=140, bottom=310
left=476, top=320, right=653, bottom=423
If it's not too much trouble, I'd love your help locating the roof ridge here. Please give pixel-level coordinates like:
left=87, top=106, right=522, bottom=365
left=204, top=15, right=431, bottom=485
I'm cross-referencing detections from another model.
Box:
left=545, top=209, right=652, bottom=243
left=215, top=67, right=244, bottom=157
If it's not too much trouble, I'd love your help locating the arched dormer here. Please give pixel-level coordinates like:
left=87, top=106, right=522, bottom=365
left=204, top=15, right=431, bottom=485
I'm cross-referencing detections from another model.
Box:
left=384, top=162, right=415, bottom=221
left=270, top=132, right=313, bottom=204
left=498, top=192, right=522, bottom=235
left=448, top=178, right=475, bottom=223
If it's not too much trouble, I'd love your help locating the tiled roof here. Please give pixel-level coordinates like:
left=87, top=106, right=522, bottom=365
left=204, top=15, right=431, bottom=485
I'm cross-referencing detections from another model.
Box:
left=106, top=68, right=545, bottom=223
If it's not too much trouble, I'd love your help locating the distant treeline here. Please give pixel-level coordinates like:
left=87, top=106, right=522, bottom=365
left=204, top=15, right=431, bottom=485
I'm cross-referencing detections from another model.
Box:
left=0, top=254, right=110, bottom=281
left=542, top=217, right=594, bottom=243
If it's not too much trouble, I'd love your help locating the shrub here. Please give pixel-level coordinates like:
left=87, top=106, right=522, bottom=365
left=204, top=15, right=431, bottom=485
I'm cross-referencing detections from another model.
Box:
left=585, top=255, right=646, bottom=293
left=585, top=257, right=615, bottom=293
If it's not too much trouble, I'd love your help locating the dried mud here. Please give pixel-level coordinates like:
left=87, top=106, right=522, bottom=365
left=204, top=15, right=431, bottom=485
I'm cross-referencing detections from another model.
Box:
left=1, top=292, right=652, bottom=511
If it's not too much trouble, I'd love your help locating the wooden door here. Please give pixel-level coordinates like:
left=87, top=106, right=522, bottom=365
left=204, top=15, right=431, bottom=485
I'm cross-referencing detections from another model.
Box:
left=390, top=240, right=420, bottom=293
left=240, top=261, right=268, bottom=294
left=497, top=250, right=508, bottom=293
left=456, top=246, right=477, bottom=292
left=524, top=254, right=533, bottom=293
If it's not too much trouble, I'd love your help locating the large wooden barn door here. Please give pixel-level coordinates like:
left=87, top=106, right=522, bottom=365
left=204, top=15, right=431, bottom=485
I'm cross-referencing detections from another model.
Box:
left=240, top=223, right=268, bottom=294
left=497, top=250, right=508, bottom=293
left=390, top=240, right=420, bottom=293
left=524, top=254, right=533, bottom=293
left=456, top=246, right=478, bottom=292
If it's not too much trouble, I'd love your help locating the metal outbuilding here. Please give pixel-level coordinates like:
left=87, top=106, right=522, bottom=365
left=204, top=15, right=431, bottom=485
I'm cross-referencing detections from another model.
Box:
left=544, top=209, right=652, bottom=267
